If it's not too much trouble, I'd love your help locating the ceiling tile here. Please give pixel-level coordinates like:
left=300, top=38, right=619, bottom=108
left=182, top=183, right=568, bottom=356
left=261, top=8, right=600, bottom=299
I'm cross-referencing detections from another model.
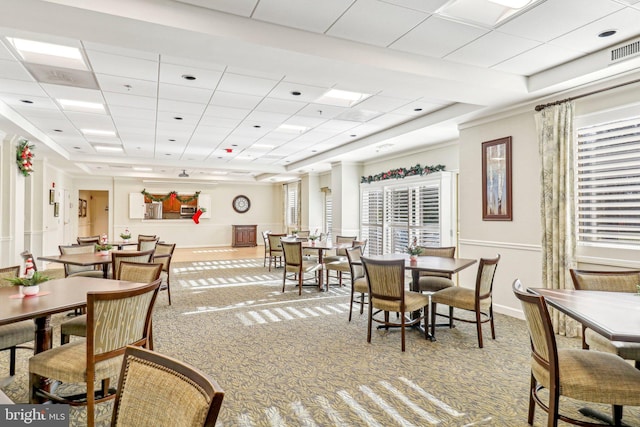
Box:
left=253, top=0, right=353, bottom=33
left=85, top=50, right=159, bottom=81
left=103, top=92, right=157, bottom=110
left=174, top=0, right=258, bottom=16
left=217, top=72, right=279, bottom=96
left=446, top=31, right=541, bottom=68
left=0, top=59, right=33, bottom=81
left=492, top=43, right=585, bottom=75
left=390, top=15, right=488, bottom=58
left=95, top=73, right=158, bottom=97
left=498, top=0, right=624, bottom=43
left=327, top=0, right=429, bottom=47
left=209, top=91, right=263, bottom=109
left=159, top=62, right=223, bottom=89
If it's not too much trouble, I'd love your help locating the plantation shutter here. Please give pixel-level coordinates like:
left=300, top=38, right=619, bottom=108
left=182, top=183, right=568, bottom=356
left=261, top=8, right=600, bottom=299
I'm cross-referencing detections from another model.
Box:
left=576, top=116, right=640, bottom=247
left=361, top=188, right=383, bottom=255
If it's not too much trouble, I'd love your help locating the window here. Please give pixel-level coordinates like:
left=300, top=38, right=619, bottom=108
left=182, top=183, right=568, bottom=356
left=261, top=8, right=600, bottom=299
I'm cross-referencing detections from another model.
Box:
left=360, top=172, right=456, bottom=256
left=284, top=181, right=300, bottom=230
left=576, top=109, right=640, bottom=249
left=324, top=193, right=332, bottom=240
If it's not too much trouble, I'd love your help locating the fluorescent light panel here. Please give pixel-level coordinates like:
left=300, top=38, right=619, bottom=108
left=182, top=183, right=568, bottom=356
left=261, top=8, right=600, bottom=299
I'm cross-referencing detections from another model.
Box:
left=94, top=145, right=123, bottom=153
left=58, top=99, right=105, bottom=112
left=315, top=89, right=371, bottom=108
left=278, top=124, right=308, bottom=132
left=437, top=0, right=538, bottom=27
left=133, top=167, right=152, bottom=171
left=7, top=37, right=88, bottom=70
left=81, top=129, right=116, bottom=137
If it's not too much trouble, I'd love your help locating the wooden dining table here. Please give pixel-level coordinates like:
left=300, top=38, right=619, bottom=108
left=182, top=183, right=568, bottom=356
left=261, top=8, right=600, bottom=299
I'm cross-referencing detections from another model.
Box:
left=0, top=276, right=149, bottom=354
left=529, top=287, right=640, bottom=425
left=38, top=251, right=116, bottom=278
left=300, top=240, right=353, bottom=291
left=529, top=288, right=640, bottom=344
left=359, top=253, right=478, bottom=339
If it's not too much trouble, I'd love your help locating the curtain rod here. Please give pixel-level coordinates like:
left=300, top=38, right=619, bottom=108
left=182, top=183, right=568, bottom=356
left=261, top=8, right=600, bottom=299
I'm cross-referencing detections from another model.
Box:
left=534, top=77, right=640, bottom=112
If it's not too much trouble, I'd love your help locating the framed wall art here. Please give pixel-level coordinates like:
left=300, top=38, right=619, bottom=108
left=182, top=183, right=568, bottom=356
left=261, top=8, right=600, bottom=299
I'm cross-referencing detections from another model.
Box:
left=49, top=189, right=55, bottom=205
left=482, top=136, right=512, bottom=221
left=53, top=202, right=59, bottom=217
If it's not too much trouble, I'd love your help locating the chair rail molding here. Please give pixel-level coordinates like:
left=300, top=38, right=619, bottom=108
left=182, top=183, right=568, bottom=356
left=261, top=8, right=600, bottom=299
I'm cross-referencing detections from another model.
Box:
left=459, top=239, right=540, bottom=252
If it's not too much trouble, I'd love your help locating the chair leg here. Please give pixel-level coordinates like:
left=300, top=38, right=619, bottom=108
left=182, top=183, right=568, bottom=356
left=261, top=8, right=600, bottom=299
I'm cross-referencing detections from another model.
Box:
left=360, top=293, right=365, bottom=314
left=401, top=311, right=406, bottom=352
left=449, top=306, right=454, bottom=328
left=430, top=302, right=437, bottom=339
left=527, top=374, right=536, bottom=424
left=9, top=347, right=16, bottom=376
left=613, top=405, right=622, bottom=426
left=281, top=271, right=286, bottom=292
left=298, top=271, right=303, bottom=295
left=548, top=387, right=560, bottom=427
left=476, top=309, right=484, bottom=348
left=489, top=305, right=495, bottom=339
left=166, top=276, right=172, bottom=305
left=349, top=287, right=354, bottom=322
left=367, top=301, right=373, bottom=344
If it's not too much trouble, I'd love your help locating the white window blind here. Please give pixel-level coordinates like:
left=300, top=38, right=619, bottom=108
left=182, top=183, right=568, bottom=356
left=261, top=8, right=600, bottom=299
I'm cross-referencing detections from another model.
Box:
left=324, top=194, right=332, bottom=240
left=576, top=116, right=640, bottom=248
left=284, top=181, right=300, bottom=229
left=361, top=174, right=450, bottom=256
left=361, top=188, right=383, bottom=255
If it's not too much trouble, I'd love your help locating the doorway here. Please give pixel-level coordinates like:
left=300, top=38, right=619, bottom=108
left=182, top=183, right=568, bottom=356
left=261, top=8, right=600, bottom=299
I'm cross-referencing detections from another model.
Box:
left=78, top=190, right=109, bottom=238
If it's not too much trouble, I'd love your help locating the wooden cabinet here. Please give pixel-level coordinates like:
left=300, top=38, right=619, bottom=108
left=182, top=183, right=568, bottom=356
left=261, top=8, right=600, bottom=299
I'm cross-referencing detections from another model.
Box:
left=232, top=225, right=257, bottom=247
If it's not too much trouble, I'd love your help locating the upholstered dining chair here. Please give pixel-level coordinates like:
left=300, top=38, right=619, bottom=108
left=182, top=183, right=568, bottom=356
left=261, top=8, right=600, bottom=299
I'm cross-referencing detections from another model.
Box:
left=570, top=268, right=640, bottom=368
left=111, top=346, right=225, bottom=427
left=361, top=257, right=430, bottom=351
left=281, top=241, right=322, bottom=295
left=137, top=236, right=159, bottom=252
left=58, top=244, right=104, bottom=278
left=138, top=234, right=157, bottom=241
left=267, top=233, right=286, bottom=271
left=0, top=265, right=34, bottom=376
left=345, top=246, right=368, bottom=322
left=29, top=279, right=161, bottom=427
left=262, top=230, right=271, bottom=267
left=60, top=262, right=163, bottom=345
left=111, top=249, right=155, bottom=280
left=430, top=254, right=500, bottom=348
left=77, top=235, right=100, bottom=245
left=415, top=246, right=457, bottom=293
left=153, top=242, right=176, bottom=305
left=322, top=235, right=357, bottom=265
left=512, top=279, right=640, bottom=427
left=325, top=239, right=367, bottom=289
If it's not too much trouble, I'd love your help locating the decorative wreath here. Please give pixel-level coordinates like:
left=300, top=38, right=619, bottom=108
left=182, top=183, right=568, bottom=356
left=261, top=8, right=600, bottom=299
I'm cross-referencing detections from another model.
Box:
left=360, top=163, right=445, bottom=184
left=141, top=189, right=201, bottom=203
left=16, top=140, right=34, bottom=177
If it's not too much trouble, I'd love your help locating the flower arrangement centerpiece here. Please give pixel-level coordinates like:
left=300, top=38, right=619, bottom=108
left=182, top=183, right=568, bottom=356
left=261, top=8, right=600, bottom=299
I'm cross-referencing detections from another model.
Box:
left=120, top=227, right=131, bottom=242
left=406, top=237, right=422, bottom=261
left=308, top=229, right=320, bottom=245
left=16, top=139, right=35, bottom=177
left=95, top=243, right=113, bottom=255
left=6, top=270, right=49, bottom=296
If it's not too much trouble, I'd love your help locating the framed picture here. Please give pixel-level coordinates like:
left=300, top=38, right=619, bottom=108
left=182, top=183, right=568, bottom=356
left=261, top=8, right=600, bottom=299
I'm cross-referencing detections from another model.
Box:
left=53, top=202, right=59, bottom=217
left=78, top=199, right=83, bottom=217
left=482, top=136, right=512, bottom=221
left=81, top=199, right=88, bottom=217
left=49, top=189, right=55, bottom=205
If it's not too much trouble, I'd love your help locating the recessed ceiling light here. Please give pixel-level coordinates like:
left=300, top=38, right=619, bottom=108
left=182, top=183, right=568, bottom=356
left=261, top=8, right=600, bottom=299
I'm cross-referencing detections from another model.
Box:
left=598, top=30, right=617, bottom=38
left=315, top=89, right=371, bottom=107
left=174, top=116, right=183, bottom=120
left=7, top=37, right=88, bottom=70
left=165, top=153, right=172, bottom=156
left=181, top=74, right=196, bottom=81
left=350, top=134, right=357, bottom=137
left=58, top=99, right=105, bottom=112
left=278, top=124, right=308, bottom=133
left=94, top=145, right=123, bottom=153
left=81, top=129, right=116, bottom=137
left=232, top=144, right=238, bottom=147
left=20, top=99, right=33, bottom=104
left=73, top=146, right=81, bottom=150
left=291, top=91, right=302, bottom=96
left=168, top=139, right=176, bottom=142
left=53, top=129, right=63, bottom=132
left=253, top=125, right=261, bottom=128
left=414, top=108, right=423, bottom=112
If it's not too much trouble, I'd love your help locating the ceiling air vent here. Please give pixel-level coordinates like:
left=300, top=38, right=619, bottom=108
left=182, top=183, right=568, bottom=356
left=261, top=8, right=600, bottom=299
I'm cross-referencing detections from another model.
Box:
left=610, top=38, right=640, bottom=64
left=23, top=63, right=99, bottom=90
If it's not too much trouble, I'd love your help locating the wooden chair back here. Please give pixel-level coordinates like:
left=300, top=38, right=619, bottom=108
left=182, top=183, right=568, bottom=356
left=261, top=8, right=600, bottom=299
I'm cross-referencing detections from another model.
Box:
left=570, top=269, right=640, bottom=293
left=111, top=346, right=224, bottom=427
left=118, top=262, right=163, bottom=283
left=77, top=236, right=101, bottom=245
left=111, top=250, right=155, bottom=280
left=59, top=244, right=98, bottom=276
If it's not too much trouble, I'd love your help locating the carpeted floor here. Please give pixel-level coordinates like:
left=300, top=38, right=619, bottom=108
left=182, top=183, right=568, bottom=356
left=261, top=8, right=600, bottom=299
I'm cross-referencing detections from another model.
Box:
left=2, top=257, right=639, bottom=426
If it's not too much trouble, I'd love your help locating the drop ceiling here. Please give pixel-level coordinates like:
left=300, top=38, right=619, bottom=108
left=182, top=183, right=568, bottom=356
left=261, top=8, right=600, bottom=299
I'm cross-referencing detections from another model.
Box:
left=0, top=0, right=639, bottom=183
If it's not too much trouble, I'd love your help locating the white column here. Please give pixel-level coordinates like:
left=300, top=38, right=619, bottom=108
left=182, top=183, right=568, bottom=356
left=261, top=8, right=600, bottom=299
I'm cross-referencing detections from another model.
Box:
left=330, top=161, right=361, bottom=238
left=0, top=134, right=26, bottom=266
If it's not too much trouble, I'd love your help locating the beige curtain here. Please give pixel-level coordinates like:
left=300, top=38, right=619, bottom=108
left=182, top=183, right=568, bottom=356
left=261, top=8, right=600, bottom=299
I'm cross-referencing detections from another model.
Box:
left=535, top=101, right=579, bottom=337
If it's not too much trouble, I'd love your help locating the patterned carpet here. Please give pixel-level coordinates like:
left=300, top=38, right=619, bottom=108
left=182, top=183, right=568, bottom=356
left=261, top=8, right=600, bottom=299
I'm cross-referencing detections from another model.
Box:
left=2, top=258, right=639, bottom=426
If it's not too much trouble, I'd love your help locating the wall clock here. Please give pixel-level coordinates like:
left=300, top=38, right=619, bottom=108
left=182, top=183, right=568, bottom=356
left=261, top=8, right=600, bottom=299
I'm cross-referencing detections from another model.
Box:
left=232, top=195, right=251, bottom=213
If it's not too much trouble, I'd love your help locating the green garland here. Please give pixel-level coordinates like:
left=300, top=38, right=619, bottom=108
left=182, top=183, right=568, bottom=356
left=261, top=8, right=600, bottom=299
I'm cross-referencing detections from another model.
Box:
left=141, top=189, right=200, bottom=203
left=361, top=163, right=445, bottom=184
left=16, top=139, right=34, bottom=177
